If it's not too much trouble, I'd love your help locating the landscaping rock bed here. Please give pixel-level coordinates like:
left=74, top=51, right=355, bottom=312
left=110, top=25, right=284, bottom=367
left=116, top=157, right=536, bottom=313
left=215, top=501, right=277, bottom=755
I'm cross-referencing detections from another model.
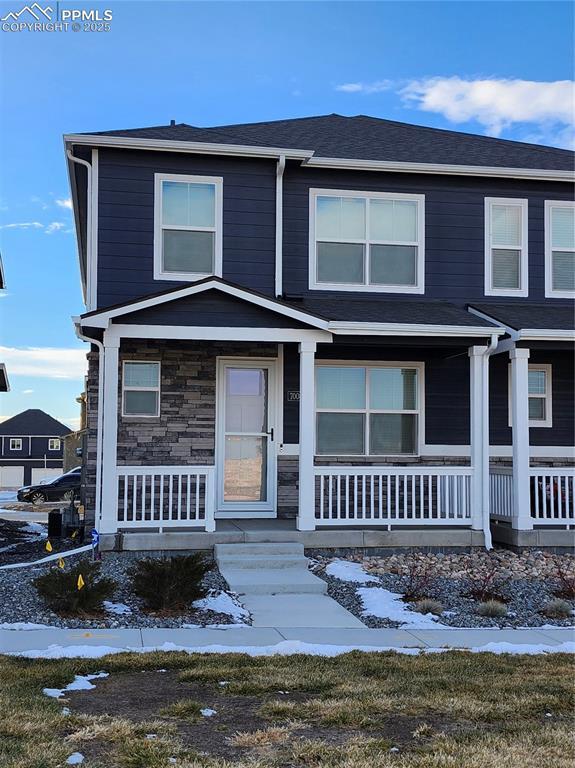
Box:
left=313, top=551, right=575, bottom=629
left=0, top=519, right=250, bottom=629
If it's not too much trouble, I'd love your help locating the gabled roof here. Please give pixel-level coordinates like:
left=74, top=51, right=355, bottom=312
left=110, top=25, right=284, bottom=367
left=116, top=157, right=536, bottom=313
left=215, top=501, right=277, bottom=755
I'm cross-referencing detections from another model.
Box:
left=78, top=277, right=330, bottom=330
left=81, top=114, right=574, bottom=171
left=0, top=409, right=70, bottom=436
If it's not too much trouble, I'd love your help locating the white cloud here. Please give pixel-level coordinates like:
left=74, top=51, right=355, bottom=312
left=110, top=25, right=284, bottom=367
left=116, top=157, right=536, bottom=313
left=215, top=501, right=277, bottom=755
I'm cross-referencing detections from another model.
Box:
left=336, top=80, right=393, bottom=94
left=56, top=198, right=73, bottom=210
left=400, top=77, right=575, bottom=137
left=0, top=346, right=86, bottom=380
left=58, top=416, right=81, bottom=431
left=22, top=389, right=34, bottom=394
left=0, top=222, right=43, bottom=230
left=31, top=196, right=49, bottom=210
left=45, top=221, right=66, bottom=235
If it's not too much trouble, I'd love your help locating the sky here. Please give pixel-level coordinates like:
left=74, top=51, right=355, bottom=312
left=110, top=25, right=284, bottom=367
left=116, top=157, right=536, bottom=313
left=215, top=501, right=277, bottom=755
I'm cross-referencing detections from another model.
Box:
left=0, top=0, right=573, bottom=429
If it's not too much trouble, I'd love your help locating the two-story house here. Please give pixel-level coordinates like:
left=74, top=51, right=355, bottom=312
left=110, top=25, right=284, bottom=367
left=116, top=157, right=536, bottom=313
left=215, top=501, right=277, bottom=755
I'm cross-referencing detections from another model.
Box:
left=0, top=409, right=69, bottom=488
left=67, top=114, right=574, bottom=552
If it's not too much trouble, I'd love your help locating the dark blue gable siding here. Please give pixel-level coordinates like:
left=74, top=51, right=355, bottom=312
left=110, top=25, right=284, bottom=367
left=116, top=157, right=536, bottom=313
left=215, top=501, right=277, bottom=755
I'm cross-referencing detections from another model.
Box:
left=282, top=164, right=574, bottom=305
left=97, top=149, right=277, bottom=308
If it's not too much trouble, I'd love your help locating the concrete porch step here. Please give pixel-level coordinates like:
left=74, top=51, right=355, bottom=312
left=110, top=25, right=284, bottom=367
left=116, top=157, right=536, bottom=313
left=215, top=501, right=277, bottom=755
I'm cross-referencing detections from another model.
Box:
left=215, top=542, right=304, bottom=558
left=216, top=554, right=309, bottom=570
left=218, top=565, right=327, bottom=595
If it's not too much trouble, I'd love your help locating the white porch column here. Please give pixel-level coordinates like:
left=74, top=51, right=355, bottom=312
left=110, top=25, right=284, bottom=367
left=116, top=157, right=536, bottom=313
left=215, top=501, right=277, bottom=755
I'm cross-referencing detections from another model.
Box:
left=297, top=340, right=316, bottom=531
left=510, top=347, right=532, bottom=530
left=469, top=346, right=487, bottom=531
left=99, top=331, right=120, bottom=535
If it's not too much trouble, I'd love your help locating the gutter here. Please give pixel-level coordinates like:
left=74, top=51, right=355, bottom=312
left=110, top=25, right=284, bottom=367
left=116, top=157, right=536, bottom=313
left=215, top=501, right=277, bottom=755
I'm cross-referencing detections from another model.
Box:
left=275, top=155, right=286, bottom=297
left=74, top=322, right=104, bottom=535
left=66, top=149, right=92, bottom=306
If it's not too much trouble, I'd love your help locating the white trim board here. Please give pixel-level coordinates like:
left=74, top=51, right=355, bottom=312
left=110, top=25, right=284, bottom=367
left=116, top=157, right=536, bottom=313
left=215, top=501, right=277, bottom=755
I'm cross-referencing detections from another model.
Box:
left=79, top=278, right=331, bottom=331
left=106, top=325, right=332, bottom=344
left=273, top=444, right=574, bottom=459
left=329, top=321, right=503, bottom=338
left=64, top=135, right=575, bottom=182
left=467, top=307, right=573, bottom=342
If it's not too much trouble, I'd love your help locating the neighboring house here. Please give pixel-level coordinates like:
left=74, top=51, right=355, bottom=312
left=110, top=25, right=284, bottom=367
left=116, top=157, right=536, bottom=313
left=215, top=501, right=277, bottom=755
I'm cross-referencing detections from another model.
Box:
left=0, top=254, right=8, bottom=393
left=0, top=409, right=69, bottom=488
left=63, top=393, right=87, bottom=471
left=66, top=114, right=574, bottom=551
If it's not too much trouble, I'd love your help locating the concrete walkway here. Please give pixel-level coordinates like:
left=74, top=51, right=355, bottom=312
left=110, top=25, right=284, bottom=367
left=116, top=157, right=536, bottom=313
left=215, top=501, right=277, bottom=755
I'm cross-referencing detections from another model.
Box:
left=1, top=625, right=573, bottom=656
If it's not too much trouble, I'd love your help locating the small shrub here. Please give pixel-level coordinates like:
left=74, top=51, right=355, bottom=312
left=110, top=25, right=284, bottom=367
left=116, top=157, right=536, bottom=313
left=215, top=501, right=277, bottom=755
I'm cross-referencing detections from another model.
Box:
left=402, top=558, right=437, bottom=601
left=413, top=598, right=444, bottom=616
left=159, top=699, right=203, bottom=720
left=476, top=599, right=507, bottom=618
left=33, top=559, right=116, bottom=615
left=542, top=598, right=572, bottom=619
left=465, top=560, right=510, bottom=602
left=129, top=555, right=209, bottom=612
left=552, top=560, right=575, bottom=600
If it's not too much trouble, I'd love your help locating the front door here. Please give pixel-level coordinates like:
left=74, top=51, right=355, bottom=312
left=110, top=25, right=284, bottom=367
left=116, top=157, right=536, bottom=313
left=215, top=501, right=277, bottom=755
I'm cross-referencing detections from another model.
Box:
left=216, top=359, right=277, bottom=517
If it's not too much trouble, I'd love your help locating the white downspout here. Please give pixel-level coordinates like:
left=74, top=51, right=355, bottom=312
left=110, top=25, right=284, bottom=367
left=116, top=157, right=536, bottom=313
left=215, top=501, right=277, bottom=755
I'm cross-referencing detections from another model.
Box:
left=66, top=149, right=92, bottom=307
left=75, top=326, right=105, bottom=534
left=275, top=155, right=286, bottom=297
left=482, top=333, right=499, bottom=549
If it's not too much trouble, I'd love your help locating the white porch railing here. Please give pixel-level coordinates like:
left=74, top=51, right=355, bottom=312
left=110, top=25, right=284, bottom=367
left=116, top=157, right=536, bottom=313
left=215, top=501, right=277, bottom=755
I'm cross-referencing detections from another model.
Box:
left=489, top=467, right=514, bottom=521
left=314, top=466, right=473, bottom=526
left=530, top=468, right=575, bottom=526
left=490, top=466, right=575, bottom=528
left=116, top=466, right=216, bottom=532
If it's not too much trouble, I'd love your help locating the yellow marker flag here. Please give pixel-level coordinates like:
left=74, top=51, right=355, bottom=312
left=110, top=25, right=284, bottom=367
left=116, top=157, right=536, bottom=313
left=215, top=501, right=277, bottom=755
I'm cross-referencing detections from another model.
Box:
left=57, top=557, right=65, bottom=570
left=71, top=530, right=78, bottom=539
left=77, top=574, right=85, bottom=590
left=45, top=540, right=53, bottom=553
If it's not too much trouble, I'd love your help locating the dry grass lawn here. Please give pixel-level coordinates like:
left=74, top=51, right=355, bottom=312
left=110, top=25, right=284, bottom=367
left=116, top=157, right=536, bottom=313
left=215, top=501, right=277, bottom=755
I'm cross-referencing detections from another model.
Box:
left=0, top=650, right=573, bottom=767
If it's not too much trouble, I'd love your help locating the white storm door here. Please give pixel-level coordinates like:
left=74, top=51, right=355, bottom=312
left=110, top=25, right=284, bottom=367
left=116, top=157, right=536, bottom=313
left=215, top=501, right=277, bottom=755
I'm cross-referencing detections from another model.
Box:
left=216, top=360, right=277, bottom=516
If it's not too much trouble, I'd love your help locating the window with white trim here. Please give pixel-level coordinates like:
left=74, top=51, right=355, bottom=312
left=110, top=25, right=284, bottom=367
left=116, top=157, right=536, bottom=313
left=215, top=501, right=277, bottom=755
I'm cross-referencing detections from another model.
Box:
left=545, top=201, right=575, bottom=297
left=9, top=438, right=22, bottom=450
left=309, top=189, right=425, bottom=293
left=485, top=198, right=528, bottom=296
left=154, top=173, right=222, bottom=281
left=508, top=364, right=552, bottom=428
left=48, top=439, right=61, bottom=451
left=315, top=364, right=422, bottom=455
left=122, top=361, right=161, bottom=417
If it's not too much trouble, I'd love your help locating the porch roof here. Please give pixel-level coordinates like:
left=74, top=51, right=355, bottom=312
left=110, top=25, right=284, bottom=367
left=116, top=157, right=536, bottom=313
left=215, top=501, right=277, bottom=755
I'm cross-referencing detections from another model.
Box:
left=469, top=302, right=575, bottom=339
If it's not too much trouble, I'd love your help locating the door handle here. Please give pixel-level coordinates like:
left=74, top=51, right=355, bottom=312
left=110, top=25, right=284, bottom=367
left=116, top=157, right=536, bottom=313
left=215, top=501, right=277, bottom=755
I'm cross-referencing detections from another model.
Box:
left=267, top=428, right=274, bottom=442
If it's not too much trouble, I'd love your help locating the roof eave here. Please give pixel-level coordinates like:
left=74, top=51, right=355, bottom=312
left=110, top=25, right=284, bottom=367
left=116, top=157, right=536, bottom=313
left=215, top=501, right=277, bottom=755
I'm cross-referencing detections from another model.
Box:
left=303, top=156, right=575, bottom=182
left=64, top=136, right=88, bottom=303
left=64, top=134, right=314, bottom=160
left=328, top=321, right=504, bottom=337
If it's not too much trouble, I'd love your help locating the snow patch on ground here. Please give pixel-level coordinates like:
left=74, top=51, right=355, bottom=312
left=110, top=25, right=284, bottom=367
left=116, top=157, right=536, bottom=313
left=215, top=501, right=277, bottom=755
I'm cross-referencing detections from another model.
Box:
left=0, top=622, right=53, bottom=630
left=103, top=601, right=132, bottom=616
left=193, top=591, right=249, bottom=622
left=66, top=753, right=84, bottom=765
left=14, top=639, right=575, bottom=660
left=358, top=586, right=444, bottom=628
left=325, top=559, right=379, bottom=584
left=42, top=671, right=109, bottom=698
left=22, top=522, right=47, bottom=540
left=201, top=707, right=217, bottom=717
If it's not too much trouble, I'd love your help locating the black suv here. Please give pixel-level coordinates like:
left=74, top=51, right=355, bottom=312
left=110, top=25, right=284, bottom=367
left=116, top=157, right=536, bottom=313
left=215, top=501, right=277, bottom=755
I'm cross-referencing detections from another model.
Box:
left=17, top=467, right=81, bottom=505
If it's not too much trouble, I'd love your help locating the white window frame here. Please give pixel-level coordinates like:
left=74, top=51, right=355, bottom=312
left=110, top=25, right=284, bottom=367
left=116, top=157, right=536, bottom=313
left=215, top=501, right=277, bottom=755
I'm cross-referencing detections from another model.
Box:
left=48, top=438, right=61, bottom=451
left=309, top=189, right=425, bottom=294
left=9, top=438, right=22, bottom=451
left=484, top=197, right=528, bottom=297
left=508, top=363, right=552, bottom=428
left=122, top=360, right=161, bottom=418
left=153, top=173, right=223, bottom=282
left=544, top=200, right=575, bottom=298
left=315, top=360, right=425, bottom=457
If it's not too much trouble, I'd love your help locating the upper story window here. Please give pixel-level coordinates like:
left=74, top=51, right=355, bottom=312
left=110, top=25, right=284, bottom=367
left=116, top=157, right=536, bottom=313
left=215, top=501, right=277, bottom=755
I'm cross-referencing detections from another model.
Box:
left=309, top=189, right=425, bottom=293
left=315, top=363, right=422, bottom=455
left=48, top=439, right=61, bottom=451
left=154, top=173, right=223, bottom=282
left=9, top=438, right=22, bottom=450
left=122, top=361, right=161, bottom=417
left=484, top=198, right=528, bottom=297
left=545, top=201, right=575, bottom=298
